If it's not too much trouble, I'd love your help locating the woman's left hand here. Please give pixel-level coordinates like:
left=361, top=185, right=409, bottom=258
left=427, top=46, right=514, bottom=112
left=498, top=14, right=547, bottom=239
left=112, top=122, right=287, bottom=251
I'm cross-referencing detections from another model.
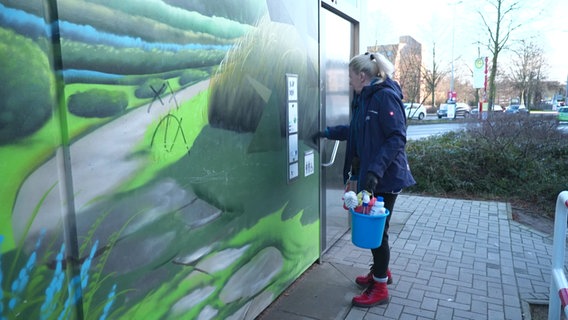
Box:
left=364, top=172, right=379, bottom=193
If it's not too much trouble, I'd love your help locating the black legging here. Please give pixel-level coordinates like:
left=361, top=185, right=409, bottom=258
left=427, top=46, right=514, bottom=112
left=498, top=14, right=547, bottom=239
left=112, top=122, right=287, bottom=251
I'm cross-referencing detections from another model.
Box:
left=371, top=192, right=398, bottom=279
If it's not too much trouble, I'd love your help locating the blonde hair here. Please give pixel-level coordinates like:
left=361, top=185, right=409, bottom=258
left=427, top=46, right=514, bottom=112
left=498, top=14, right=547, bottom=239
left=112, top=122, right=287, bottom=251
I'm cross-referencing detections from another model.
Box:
left=349, top=52, right=394, bottom=80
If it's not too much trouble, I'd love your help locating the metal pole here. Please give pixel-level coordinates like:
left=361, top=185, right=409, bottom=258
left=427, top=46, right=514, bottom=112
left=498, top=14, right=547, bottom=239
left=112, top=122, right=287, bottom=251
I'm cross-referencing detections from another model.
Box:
left=449, top=1, right=462, bottom=101
left=450, top=5, right=455, bottom=95
left=548, top=191, right=568, bottom=320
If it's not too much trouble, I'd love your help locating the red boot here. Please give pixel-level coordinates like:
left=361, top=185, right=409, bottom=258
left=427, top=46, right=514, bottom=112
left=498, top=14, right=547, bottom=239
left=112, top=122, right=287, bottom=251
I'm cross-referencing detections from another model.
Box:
left=355, top=269, right=393, bottom=286
left=352, top=280, right=389, bottom=307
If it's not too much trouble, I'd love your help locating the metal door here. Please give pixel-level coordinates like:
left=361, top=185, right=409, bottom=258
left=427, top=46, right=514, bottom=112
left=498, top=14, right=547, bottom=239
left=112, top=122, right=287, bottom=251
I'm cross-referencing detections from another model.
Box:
left=319, top=7, right=355, bottom=254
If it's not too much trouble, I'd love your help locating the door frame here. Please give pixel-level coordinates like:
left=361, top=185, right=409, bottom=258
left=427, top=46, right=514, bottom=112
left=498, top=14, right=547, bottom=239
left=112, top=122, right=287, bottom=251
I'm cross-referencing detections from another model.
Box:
left=318, top=3, right=360, bottom=261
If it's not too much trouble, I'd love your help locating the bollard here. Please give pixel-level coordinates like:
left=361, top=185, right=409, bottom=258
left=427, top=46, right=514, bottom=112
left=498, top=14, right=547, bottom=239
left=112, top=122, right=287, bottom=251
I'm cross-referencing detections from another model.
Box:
left=548, top=191, right=568, bottom=320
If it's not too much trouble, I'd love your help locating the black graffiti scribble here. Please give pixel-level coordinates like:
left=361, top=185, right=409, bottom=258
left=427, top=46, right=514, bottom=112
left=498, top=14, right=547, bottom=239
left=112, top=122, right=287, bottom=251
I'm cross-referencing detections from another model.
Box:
left=150, top=113, right=190, bottom=154
left=147, top=83, right=166, bottom=113
left=146, top=80, right=189, bottom=155
left=147, top=81, right=179, bottom=113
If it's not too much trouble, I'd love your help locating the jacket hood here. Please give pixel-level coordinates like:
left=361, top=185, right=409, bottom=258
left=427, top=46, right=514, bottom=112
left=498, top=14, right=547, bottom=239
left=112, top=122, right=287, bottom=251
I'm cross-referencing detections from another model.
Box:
left=365, top=77, right=404, bottom=100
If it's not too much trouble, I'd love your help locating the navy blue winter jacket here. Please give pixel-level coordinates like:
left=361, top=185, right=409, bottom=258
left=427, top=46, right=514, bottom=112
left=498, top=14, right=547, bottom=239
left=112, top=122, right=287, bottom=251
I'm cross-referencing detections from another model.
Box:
left=325, top=77, right=416, bottom=193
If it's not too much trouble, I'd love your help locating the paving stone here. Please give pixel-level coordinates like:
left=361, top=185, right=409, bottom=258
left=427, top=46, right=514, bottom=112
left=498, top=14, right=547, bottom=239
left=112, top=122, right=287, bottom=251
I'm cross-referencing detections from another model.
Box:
left=258, top=195, right=562, bottom=320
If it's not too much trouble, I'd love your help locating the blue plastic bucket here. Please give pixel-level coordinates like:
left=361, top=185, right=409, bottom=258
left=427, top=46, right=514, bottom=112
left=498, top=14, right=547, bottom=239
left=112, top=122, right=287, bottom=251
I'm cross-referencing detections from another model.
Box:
left=350, top=209, right=390, bottom=249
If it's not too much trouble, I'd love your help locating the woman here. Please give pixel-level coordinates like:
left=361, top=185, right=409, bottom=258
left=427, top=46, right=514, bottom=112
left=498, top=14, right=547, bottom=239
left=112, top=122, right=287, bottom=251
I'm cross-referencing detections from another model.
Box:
left=320, top=52, right=415, bottom=307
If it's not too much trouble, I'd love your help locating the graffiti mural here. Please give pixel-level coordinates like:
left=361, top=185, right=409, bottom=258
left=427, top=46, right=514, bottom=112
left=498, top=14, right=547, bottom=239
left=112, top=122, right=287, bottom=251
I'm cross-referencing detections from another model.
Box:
left=0, top=0, right=320, bottom=318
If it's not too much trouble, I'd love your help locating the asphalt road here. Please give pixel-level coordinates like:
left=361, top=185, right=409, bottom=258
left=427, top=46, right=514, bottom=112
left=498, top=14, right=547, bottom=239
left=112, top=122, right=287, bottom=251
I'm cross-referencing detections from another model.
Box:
left=407, top=122, right=465, bottom=140
left=407, top=111, right=566, bottom=139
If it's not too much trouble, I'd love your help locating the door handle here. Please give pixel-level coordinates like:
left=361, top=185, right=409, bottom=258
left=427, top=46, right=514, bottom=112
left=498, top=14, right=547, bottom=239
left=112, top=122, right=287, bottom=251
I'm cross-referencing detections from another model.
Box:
left=322, top=140, right=340, bottom=167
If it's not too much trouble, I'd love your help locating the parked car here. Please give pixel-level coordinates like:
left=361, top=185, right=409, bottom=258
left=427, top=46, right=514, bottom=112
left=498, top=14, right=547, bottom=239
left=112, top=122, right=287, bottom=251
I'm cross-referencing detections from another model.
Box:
left=505, top=104, right=529, bottom=114
left=404, top=103, right=427, bottom=120
left=558, top=106, right=568, bottom=122
left=493, top=105, right=504, bottom=112
left=470, top=104, right=504, bottom=117
left=470, top=107, right=479, bottom=117
left=437, top=103, right=470, bottom=119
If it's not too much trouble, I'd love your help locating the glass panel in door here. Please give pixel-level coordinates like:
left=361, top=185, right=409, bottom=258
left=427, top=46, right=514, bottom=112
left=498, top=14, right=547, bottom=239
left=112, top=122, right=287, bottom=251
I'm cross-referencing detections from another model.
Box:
left=320, top=8, right=353, bottom=254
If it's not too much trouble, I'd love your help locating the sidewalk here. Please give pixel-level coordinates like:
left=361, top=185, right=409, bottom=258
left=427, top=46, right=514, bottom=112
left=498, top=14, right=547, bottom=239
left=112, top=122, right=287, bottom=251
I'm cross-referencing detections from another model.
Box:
left=258, top=194, right=555, bottom=320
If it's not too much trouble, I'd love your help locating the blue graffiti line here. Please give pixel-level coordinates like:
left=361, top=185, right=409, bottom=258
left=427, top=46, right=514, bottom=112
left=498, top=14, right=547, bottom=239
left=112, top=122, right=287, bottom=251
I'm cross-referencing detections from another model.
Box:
left=79, top=241, right=99, bottom=290
left=99, top=284, right=117, bottom=320
left=8, top=230, right=44, bottom=310
left=40, top=243, right=65, bottom=320
left=1, top=230, right=118, bottom=319
left=0, top=3, right=232, bottom=52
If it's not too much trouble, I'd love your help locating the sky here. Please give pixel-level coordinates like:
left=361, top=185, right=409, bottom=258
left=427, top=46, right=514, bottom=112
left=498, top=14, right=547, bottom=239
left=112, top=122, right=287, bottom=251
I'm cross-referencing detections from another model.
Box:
left=367, top=0, right=568, bottom=84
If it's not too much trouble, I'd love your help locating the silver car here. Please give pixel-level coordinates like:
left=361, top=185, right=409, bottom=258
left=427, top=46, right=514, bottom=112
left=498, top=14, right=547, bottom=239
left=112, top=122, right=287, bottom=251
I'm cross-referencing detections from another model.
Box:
left=437, top=103, right=470, bottom=119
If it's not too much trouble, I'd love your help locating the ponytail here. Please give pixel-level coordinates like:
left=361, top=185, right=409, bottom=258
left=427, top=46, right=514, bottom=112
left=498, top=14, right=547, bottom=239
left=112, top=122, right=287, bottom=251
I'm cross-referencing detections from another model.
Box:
left=349, top=52, right=394, bottom=80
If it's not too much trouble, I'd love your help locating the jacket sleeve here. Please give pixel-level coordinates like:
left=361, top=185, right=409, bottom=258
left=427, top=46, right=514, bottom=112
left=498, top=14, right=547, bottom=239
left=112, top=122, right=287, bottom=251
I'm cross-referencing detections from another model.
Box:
left=366, top=90, right=407, bottom=178
left=325, top=125, right=349, bottom=141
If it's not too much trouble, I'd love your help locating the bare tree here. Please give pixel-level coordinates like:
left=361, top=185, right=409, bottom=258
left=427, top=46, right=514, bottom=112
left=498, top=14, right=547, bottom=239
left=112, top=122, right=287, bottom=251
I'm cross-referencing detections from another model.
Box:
left=397, top=44, right=422, bottom=104
left=422, top=43, right=448, bottom=109
left=507, top=40, right=546, bottom=108
left=478, top=0, right=522, bottom=109
left=370, top=37, right=424, bottom=106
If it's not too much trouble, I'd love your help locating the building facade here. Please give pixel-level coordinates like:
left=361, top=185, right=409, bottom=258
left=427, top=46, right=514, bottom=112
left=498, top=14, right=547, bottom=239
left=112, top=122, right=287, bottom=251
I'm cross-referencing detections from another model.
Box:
left=368, top=36, right=424, bottom=104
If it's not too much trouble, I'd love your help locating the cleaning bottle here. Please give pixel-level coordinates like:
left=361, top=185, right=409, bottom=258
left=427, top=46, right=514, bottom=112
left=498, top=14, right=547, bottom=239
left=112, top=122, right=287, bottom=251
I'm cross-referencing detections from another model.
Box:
left=362, top=191, right=370, bottom=215
left=370, top=196, right=386, bottom=216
